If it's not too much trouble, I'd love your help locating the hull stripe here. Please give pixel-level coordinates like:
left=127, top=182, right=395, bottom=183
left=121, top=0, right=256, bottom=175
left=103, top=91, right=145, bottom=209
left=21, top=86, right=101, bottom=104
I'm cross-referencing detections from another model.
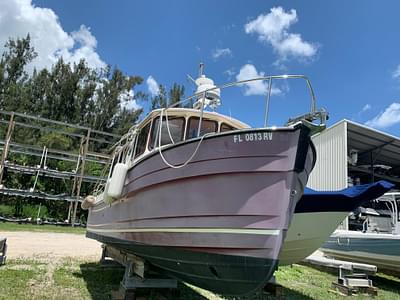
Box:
left=86, top=227, right=280, bottom=235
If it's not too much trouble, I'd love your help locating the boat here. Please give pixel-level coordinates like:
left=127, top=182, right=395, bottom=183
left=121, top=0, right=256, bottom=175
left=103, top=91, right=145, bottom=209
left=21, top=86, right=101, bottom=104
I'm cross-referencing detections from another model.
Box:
left=321, top=191, right=400, bottom=273
left=83, top=66, right=328, bottom=295
left=279, top=181, right=394, bottom=265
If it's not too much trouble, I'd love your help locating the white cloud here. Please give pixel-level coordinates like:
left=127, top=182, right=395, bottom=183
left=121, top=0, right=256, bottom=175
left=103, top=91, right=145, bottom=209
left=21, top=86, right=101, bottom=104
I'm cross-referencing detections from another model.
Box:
left=361, top=104, right=371, bottom=112
left=365, top=102, right=400, bottom=129
left=146, top=75, right=160, bottom=97
left=118, top=89, right=133, bottom=102
left=118, top=90, right=142, bottom=110
left=212, top=47, right=232, bottom=60
left=236, top=64, right=281, bottom=96
left=245, top=7, right=317, bottom=61
left=128, top=100, right=141, bottom=110
left=119, top=89, right=141, bottom=110
left=393, top=65, right=400, bottom=79
left=224, top=68, right=235, bottom=79
left=0, top=0, right=106, bottom=71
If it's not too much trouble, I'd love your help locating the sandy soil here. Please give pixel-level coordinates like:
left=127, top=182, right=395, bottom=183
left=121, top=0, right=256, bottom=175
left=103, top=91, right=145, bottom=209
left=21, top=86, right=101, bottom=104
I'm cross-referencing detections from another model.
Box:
left=0, top=231, right=102, bottom=259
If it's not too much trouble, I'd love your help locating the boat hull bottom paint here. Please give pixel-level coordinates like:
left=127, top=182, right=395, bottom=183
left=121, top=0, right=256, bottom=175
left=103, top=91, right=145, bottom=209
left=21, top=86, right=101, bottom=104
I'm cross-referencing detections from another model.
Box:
left=88, top=232, right=278, bottom=295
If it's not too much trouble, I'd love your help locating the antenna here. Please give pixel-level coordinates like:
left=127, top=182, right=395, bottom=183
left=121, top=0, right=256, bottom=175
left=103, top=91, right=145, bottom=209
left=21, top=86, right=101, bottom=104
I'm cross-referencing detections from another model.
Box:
left=187, top=74, right=197, bottom=85
left=199, top=62, right=204, bottom=77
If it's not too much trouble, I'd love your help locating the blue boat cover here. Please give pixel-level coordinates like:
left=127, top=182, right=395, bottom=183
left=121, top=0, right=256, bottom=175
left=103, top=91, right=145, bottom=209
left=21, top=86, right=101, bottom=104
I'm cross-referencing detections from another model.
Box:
left=295, top=180, right=395, bottom=213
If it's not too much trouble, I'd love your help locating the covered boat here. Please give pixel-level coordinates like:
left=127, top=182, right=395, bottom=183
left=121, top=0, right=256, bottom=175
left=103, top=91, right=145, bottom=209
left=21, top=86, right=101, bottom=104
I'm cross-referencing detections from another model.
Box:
left=280, top=180, right=394, bottom=265
left=321, top=191, right=400, bottom=273
left=84, top=68, right=327, bottom=295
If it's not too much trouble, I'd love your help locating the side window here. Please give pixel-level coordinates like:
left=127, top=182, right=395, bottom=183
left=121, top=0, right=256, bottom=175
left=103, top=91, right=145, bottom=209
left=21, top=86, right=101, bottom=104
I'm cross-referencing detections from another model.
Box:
left=149, top=117, right=185, bottom=149
left=220, top=123, right=236, bottom=132
left=135, top=122, right=151, bottom=158
left=186, top=117, right=217, bottom=139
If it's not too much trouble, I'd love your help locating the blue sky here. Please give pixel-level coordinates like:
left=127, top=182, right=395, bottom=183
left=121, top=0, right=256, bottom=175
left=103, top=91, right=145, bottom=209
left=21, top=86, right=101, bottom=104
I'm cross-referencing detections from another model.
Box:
left=1, top=1, right=400, bottom=135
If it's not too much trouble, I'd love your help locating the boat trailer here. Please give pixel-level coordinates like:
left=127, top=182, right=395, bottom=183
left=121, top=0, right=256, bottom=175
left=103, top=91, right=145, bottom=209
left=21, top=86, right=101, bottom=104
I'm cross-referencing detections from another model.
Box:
left=100, top=245, right=178, bottom=300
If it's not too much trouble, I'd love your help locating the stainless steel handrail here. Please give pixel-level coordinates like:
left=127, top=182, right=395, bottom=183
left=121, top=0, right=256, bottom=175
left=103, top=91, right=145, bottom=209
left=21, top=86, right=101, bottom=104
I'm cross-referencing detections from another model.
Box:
left=106, top=75, right=328, bottom=177
left=166, top=74, right=326, bottom=133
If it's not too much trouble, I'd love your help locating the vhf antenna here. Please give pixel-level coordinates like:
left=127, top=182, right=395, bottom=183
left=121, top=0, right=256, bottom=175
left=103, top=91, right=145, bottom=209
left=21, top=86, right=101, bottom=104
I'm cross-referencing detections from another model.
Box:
left=187, top=62, right=205, bottom=88
left=199, top=62, right=204, bottom=77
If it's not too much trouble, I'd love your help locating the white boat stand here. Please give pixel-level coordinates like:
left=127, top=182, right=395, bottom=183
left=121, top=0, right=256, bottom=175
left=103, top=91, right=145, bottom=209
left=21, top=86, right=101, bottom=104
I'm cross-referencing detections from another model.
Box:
left=332, top=266, right=378, bottom=296
left=100, top=245, right=178, bottom=300
left=304, top=251, right=378, bottom=296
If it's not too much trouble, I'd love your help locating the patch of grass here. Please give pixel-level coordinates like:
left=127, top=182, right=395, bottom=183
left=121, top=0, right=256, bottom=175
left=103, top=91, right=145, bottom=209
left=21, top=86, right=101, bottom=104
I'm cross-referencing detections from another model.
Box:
left=53, top=261, right=124, bottom=300
left=0, top=222, right=85, bottom=234
left=275, top=264, right=400, bottom=300
left=372, top=273, right=400, bottom=297
left=1, top=259, right=399, bottom=299
left=0, top=259, right=44, bottom=300
left=20, top=204, right=49, bottom=219
left=0, top=204, right=14, bottom=216
left=0, top=204, right=49, bottom=219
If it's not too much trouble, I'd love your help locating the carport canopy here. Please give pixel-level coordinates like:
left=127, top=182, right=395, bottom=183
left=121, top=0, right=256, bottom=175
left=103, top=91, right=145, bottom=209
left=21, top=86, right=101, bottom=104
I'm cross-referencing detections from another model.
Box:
left=344, top=119, right=400, bottom=187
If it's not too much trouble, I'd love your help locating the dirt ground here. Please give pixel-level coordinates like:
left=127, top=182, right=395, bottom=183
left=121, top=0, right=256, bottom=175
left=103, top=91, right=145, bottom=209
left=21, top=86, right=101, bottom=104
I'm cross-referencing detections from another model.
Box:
left=1, top=231, right=102, bottom=259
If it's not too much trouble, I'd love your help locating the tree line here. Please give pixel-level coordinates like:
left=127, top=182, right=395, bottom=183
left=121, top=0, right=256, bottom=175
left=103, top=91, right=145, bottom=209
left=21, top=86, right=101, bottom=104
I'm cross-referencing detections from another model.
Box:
left=0, top=35, right=186, bottom=221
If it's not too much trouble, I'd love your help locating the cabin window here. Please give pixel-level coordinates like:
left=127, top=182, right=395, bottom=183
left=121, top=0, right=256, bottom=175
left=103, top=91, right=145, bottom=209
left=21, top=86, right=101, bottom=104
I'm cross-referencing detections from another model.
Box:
left=220, top=123, right=236, bottom=132
left=186, top=117, right=217, bottom=139
left=135, top=122, right=151, bottom=158
left=149, top=116, right=185, bottom=149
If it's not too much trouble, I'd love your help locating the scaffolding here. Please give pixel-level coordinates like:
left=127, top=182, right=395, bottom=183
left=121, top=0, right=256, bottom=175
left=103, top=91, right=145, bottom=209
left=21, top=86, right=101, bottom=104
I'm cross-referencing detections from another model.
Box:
left=0, top=110, right=120, bottom=226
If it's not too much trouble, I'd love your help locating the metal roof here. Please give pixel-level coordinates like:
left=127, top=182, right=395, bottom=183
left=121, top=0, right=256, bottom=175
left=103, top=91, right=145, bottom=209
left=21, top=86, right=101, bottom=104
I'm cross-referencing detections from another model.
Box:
left=345, top=120, right=400, bottom=165
left=339, top=119, right=400, bottom=184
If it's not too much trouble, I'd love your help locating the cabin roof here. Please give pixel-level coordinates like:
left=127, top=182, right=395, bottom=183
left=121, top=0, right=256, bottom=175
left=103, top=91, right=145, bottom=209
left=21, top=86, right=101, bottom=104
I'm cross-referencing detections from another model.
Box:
left=138, top=107, right=250, bottom=129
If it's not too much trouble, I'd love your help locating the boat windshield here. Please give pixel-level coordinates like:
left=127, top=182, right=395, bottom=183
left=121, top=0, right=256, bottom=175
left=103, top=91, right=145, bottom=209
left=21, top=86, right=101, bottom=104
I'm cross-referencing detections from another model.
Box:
left=186, top=117, right=218, bottom=139
left=149, top=116, right=185, bottom=149
left=220, top=123, right=235, bottom=132
left=135, top=122, right=150, bottom=158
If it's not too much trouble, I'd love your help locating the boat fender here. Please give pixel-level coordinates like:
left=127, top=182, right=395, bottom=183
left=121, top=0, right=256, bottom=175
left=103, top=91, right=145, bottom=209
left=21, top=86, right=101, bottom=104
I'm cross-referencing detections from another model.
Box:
left=81, top=195, right=96, bottom=210
left=107, top=163, right=128, bottom=199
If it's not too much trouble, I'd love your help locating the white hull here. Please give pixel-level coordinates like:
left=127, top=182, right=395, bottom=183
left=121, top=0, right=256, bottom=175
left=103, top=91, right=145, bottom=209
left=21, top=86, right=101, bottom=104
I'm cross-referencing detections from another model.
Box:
left=279, top=211, right=347, bottom=265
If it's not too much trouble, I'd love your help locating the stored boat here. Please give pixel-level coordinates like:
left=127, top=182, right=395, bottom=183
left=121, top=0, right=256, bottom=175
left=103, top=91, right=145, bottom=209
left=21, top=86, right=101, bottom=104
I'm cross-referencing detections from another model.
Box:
left=280, top=181, right=394, bottom=265
left=321, top=191, right=400, bottom=273
left=84, top=67, right=327, bottom=295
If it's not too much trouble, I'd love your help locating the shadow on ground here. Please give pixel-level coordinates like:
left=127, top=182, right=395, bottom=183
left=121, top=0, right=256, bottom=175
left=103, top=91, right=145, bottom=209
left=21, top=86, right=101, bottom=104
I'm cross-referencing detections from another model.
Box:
left=77, top=262, right=124, bottom=300
left=221, top=287, right=313, bottom=300
left=372, top=274, right=400, bottom=294
left=76, top=261, right=315, bottom=300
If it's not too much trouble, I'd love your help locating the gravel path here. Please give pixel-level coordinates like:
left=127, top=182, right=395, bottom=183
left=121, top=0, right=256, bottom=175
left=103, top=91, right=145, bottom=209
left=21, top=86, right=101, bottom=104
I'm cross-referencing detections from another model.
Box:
left=0, top=231, right=102, bottom=259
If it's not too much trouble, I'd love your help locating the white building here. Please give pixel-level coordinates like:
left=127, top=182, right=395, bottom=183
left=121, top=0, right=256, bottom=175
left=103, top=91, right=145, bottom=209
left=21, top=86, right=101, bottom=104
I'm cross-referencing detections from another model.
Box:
left=307, top=119, right=400, bottom=228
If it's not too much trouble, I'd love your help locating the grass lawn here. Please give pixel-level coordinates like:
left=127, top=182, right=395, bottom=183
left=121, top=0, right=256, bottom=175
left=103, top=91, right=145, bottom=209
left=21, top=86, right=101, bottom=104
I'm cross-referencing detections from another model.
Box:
left=0, top=222, right=85, bottom=234
left=0, top=258, right=399, bottom=300
left=275, top=264, right=400, bottom=299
